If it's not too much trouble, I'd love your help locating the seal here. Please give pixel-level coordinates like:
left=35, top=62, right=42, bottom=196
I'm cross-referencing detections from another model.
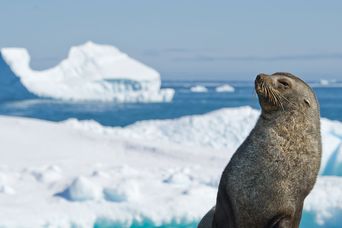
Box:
left=198, top=72, right=322, bottom=228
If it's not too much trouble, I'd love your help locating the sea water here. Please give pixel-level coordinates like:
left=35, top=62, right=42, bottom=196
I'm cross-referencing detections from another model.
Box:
left=0, top=80, right=341, bottom=126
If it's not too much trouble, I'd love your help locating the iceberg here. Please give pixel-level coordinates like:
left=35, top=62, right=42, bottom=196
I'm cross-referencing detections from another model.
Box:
left=0, top=41, right=174, bottom=102
left=215, top=84, right=235, bottom=92
left=190, top=85, right=208, bottom=93
left=320, top=79, right=330, bottom=86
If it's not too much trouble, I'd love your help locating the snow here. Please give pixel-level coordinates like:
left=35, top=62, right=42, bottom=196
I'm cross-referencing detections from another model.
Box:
left=301, top=176, right=342, bottom=227
left=215, top=84, right=235, bottom=92
left=190, top=85, right=208, bottom=93
left=0, top=42, right=174, bottom=102
left=0, top=107, right=341, bottom=227
left=103, top=180, right=141, bottom=202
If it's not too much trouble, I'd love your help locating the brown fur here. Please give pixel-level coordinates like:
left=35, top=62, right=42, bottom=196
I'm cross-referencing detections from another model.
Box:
left=199, top=73, right=322, bottom=228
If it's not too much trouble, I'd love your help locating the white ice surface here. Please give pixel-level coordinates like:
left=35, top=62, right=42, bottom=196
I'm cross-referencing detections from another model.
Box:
left=0, top=106, right=341, bottom=227
left=0, top=42, right=174, bottom=102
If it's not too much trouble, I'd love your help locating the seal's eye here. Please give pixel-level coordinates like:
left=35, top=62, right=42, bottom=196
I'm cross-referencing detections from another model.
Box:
left=278, top=79, right=290, bottom=89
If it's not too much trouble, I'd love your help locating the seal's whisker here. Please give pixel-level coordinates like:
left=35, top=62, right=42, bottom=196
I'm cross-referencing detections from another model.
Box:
left=270, top=88, right=280, bottom=108
left=264, top=83, right=278, bottom=107
left=273, top=90, right=284, bottom=110
left=277, top=92, right=296, bottom=107
left=269, top=88, right=277, bottom=105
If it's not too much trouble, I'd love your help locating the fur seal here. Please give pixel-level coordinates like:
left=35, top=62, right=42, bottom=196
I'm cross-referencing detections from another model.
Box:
left=199, top=72, right=322, bottom=228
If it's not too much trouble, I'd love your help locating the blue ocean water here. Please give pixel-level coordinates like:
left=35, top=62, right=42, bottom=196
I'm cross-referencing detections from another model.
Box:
left=0, top=80, right=341, bottom=126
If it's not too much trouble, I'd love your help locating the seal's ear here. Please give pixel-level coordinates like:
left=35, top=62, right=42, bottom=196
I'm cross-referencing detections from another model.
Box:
left=304, top=98, right=311, bottom=107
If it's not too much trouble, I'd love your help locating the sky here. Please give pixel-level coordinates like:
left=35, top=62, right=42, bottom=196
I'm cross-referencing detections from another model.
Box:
left=0, top=0, right=341, bottom=80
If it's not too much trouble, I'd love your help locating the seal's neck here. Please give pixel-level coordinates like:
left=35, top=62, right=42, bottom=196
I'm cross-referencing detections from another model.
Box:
left=258, top=108, right=320, bottom=140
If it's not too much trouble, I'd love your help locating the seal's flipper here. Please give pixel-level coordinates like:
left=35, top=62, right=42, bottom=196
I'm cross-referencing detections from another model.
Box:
left=212, top=187, right=235, bottom=228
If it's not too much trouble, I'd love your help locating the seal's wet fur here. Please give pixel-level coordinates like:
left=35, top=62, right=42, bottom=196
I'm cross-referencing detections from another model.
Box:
left=199, top=73, right=322, bottom=228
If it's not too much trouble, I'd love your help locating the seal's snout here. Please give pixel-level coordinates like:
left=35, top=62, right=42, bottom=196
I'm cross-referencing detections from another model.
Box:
left=256, top=73, right=268, bottom=83
left=255, top=73, right=269, bottom=93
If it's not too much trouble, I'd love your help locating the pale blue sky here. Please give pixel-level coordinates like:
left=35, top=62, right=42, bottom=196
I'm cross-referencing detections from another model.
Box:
left=0, top=0, right=341, bottom=80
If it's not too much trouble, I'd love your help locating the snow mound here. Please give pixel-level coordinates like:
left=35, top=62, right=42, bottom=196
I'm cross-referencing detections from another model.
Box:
left=28, top=165, right=63, bottom=183
left=66, top=106, right=342, bottom=176
left=163, top=168, right=194, bottom=185
left=190, top=85, right=208, bottom=93
left=215, top=84, right=235, bottom=92
left=0, top=185, right=15, bottom=195
left=122, top=108, right=342, bottom=176
left=103, top=106, right=257, bottom=150
left=56, top=176, right=102, bottom=201
left=103, top=180, right=141, bottom=202
left=0, top=41, right=174, bottom=102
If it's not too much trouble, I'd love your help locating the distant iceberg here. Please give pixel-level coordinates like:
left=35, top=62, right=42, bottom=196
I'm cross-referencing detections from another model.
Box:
left=0, top=41, right=174, bottom=102
left=319, top=79, right=338, bottom=87
left=309, top=79, right=342, bottom=88
left=190, top=85, right=208, bottom=93
left=215, top=84, right=235, bottom=92
left=320, top=79, right=330, bottom=86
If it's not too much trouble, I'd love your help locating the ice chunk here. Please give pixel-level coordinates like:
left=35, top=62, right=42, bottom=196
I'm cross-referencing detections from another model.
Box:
left=190, top=85, right=208, bottom=93
left=215, top=84, right=235, bottom=92
left=320, top=79, right=329, bottom=86
left=0, top=42, right=174, bottom=102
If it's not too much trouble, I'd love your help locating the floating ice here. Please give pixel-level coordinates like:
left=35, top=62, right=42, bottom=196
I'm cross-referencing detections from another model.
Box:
left=215, top=84, right=235, bottom=92
left=0, top=42, right=174, bottom=102
left=320, top=79, right=330, bottom=86
left=190, top=85, right=208, bottom=93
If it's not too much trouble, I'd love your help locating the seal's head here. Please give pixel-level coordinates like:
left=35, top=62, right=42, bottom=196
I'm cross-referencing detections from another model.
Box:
left=255, top=72, right=319, bottom=114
